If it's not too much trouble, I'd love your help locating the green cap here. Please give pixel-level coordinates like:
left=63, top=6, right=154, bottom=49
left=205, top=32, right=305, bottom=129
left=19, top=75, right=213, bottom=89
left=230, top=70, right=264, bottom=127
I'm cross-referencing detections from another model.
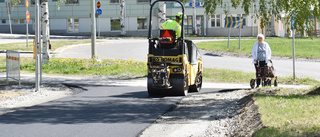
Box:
left=176, top=12, right=183, bottom=23
left=176, top=12, right=183, bottom=19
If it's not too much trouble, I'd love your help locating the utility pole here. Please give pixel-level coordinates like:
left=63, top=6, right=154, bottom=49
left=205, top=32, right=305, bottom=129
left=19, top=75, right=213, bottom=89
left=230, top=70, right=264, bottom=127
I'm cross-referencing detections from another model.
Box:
left=292, top=29, right=296, bottom=81
left=158, top=2, right=166, bottom=29
left=91, top=0, right=96, bottom=59
left=6, top=2, right=12, bottom=34
left=292, top=13, right=296, bottom=82
left=41, top=0, right=50, bottom=63
left=271, top=15, right=276, bottom=36
left=26, top=0, right=29, bottom=48
left=120, top=0, right=126, bottom=35
left=35, top=0, right=41, bottom=92
left=192, top=0, right=196, bottom=35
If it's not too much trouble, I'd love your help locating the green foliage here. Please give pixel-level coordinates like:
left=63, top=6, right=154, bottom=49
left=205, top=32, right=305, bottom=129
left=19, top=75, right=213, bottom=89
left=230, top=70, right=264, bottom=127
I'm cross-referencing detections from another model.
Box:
left=10, top=0, right=21, bottom=7
left=203, top=0, right=320, bottom=37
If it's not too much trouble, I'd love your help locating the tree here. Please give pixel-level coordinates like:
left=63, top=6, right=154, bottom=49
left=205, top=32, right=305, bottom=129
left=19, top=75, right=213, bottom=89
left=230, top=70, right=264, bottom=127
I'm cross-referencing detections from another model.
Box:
left=203, top=0, right=320, bottom=37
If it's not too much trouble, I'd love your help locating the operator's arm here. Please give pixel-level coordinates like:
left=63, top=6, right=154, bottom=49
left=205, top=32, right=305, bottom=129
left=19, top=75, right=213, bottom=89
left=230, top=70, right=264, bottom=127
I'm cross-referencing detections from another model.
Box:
left=161, top=21, right=167, bottom=29
left=176, top=26, right=181, bottom=38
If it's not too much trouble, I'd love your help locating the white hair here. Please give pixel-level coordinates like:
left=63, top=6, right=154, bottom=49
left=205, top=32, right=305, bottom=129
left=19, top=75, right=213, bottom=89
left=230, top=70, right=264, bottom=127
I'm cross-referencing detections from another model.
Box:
left=257, top=34, right=265, bottom=40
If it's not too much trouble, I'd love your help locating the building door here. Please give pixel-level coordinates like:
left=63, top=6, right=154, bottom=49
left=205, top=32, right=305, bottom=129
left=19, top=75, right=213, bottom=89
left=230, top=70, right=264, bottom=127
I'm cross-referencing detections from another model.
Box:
left=265, top=21, right=272, bottom=37
left=185, top=16, right=193, bottom=35
left=184, top=16, right=204, bottom=36
left=196, top=16, right=204, bottom=36
left=67, top=18, right=79, bottom=33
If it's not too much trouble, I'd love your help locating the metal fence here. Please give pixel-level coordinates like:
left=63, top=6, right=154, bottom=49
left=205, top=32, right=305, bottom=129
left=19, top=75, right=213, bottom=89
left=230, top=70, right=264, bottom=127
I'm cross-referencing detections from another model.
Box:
left=6, top=50, right=21, bottom=87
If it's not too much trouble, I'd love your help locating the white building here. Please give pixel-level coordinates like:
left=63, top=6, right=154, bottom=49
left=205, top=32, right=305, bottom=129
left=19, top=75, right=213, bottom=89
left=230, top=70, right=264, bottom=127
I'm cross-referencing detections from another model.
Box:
left=0, top=0, right=269, bottom=37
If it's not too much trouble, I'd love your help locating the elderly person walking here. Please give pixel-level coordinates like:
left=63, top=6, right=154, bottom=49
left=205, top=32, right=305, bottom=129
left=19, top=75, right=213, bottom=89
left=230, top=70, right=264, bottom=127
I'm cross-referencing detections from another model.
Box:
left=252, top=34, right=272, bottom=88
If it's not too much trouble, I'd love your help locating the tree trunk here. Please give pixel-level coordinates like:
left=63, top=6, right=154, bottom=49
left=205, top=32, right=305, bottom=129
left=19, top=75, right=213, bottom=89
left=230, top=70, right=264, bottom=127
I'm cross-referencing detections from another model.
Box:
left=41, top=0, right=50, bottom=63
left=120, top=0, right=126, bottom=35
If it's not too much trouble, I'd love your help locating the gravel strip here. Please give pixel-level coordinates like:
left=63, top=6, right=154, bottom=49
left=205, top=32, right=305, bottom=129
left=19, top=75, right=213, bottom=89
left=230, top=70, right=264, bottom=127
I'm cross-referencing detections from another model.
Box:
left=139, top=89, right=262, bottom=137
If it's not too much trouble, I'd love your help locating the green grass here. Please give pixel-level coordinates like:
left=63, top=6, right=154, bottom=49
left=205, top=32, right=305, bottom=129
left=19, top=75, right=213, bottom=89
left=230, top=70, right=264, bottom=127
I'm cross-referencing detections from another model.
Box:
left=19, top=57, right=147, bottom=78
left=0, top=40, right=92, bottom=51
left=203, top=68, right=319, bottom=85
left=197, top=38, right=320, bottom=58
left=253, top=85, right=320, bottom=137
left=1, top=57, right=318, bottom=83
left=203, top=68, right=255, bottom=83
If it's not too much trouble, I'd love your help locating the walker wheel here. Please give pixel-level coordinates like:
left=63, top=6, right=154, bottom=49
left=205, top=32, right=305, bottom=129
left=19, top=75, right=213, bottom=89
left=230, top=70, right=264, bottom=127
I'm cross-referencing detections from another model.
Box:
left=267, top=79, right=271, bottom=86
left=250, top=79, right=255, bottom=89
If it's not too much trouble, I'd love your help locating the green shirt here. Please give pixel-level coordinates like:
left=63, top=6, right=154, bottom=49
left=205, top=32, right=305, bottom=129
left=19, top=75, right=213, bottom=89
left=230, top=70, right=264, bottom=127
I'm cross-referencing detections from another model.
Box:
left=161, top=20, right=181, bottom=38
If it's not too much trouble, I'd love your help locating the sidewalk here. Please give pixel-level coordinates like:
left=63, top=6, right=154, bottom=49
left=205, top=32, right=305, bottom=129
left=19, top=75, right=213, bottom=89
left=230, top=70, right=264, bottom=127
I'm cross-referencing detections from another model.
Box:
left=1, top=72, right=311, bottom=91
left=0, top=33, right=88, bottom=40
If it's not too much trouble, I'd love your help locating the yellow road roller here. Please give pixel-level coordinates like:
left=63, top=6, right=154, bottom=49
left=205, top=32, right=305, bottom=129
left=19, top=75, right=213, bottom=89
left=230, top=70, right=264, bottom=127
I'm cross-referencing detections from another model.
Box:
left=147, top=0, right=203, bottom=96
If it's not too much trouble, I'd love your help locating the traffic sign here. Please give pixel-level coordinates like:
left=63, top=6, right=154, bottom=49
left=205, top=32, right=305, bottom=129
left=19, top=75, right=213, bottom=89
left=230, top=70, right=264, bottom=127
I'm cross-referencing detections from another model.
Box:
left=225, top=16, right=244, bottom=28
left=96, top=9, right=102, bottom=15
left=26, top=0, right=29, bottom=8
left=26, top=11, right=30, bottom=23
left=292, top=13, right=297, bottom=29
left=189, top=2, right=203, bottom=7
left=97, top=1, right=101, bottom=9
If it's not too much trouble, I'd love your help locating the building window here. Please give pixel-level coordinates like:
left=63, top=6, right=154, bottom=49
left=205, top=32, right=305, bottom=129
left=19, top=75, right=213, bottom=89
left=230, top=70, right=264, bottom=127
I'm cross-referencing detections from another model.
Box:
left=31, top=0, right=35, bottom=5
left=111, top=19, right=121, bottom=31
left=137, top=0, right=149, bottom=3
left=2, top=20, right=6, bottom=24
left=110, top=0, right=119, bottom=4
left=67, top=18, right=79, bottom=32
left=65, top=0, right=79, bottom=5
left=13, top=19, right=19, bottom=24
left=137, top=17, right=147, bottom=30
left=237, top=14, right=246, bottom=27
left=20, top=19, right=25, bottom=24
left=0, top=0, right=5, bottom=2
left=12, top=0, right=24, bottom=6
left=211, top=14, right=220, bottom=27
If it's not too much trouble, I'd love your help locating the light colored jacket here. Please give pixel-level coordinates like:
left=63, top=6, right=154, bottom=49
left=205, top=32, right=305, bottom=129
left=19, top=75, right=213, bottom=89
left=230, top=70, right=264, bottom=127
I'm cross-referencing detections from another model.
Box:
left=252, top=41, right=271, bottom=64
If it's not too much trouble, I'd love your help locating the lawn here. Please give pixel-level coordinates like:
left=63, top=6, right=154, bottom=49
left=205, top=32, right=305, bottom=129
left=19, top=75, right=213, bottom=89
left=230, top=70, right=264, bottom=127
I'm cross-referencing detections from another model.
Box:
left=0, top=40, right=92, bottom=51
left=197, top=38, right=320, bottom=59
left=253, top=85, right=320, bottom=136
left=1, top=57, right=317, bottom=85
left=18, top=57, right=147, bottom=79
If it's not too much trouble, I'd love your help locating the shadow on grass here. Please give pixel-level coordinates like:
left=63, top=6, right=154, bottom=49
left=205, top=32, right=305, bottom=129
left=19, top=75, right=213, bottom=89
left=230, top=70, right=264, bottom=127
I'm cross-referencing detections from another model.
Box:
left=307, top=87, right=320, bottom=95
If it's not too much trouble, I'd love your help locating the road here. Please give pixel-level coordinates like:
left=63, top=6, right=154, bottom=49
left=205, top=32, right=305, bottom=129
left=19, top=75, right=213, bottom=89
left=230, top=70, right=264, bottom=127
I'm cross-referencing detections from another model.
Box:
left=56, top=39, right=320, bottom=81
left=0, top=82, right=221, bottom=137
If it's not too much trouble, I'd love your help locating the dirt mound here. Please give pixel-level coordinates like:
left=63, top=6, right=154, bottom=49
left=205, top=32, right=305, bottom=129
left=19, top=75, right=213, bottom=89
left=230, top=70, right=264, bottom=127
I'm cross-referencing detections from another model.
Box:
left=228, top=94, right=264, bottom=136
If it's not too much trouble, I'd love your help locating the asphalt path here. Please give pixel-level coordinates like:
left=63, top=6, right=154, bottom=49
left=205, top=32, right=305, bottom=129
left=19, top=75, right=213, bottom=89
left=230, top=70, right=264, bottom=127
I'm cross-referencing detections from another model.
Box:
left=56, top=39, right=320, bottom=81
left=56, top=39, right=148, bottom=61
left=0, top=85, right=220, bottom=137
